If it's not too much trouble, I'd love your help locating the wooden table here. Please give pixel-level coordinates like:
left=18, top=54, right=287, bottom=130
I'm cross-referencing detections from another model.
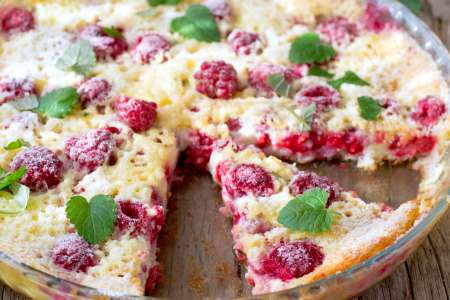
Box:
left=1, top=0, right=449, bottom=299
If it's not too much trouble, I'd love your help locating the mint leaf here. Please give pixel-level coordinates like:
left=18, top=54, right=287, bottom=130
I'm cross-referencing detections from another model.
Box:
left=267, top=73, right=294, bottom=97
left=400, top=0, right=423, bottom=14
left=56, top=39, right=96, bottom=75
left=36, top=87, right=79, bottom=119
left=148, top=0, right=181, bottom=6
left=278, top=188, right=333, bottom=233
left=102, top=26, right=122, bottom=38
left=286, top=103, right=316, bottom=132
left=289, top=33, right=336, bottom=64
left=308, top=66, right=335, bottom=79
left=170, top=5, right=220, bottom=42
left=328, top=71, right=370, bottom=90
left=0, top=168, right=6, bottom=179
left=0, top=166, right=27, bottom=191
left=358, top=96, right=382, bottom=121
left=66, top=195, right=117, bottom=244
left=11, top=95, right=39, bottom=111
left=0, top=183, right=30, bottom=214
left=4, top=139, right=29, bottom=151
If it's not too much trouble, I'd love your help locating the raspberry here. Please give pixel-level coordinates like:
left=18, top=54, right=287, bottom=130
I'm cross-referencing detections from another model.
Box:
left=77, top=77, right=111, bottom=108
left=295, top=85, right=340, bottom=113
left=183, top=131, right=215, bottom=170
left=50, top=234, right=97, bottom=273
left=0, top=6, right=34, bottom=33
left=389, top=135, right=437, bottom=159
left=228, top=30, right=263, bottom=56
left=131, top=33, right=172, bottom=64
left=289, top=171, right=342, bottom=206
left=10, top=147, right=63, bottom=192
left=342, top=129, right=365, bottom=155
left=117, top=201, right=165, bottom=240
left=225, top=118, right=241, bottom=131
left=65, top=128, right=117, bottom=173
left=114, top=96, right=158, bottom=132
left=248, top=64, right=294, bottom=97
left=145, top=265, right=163, bottom=292
left=411, top=96, right=446, bottom=128
left=203, top=0, right=231, bottom=20
left=277, top=132, right=312, bottom=154
left=363, top=1, right=397, bottom=33
left=80, top=25, right=128, bottom=60
left=316, top=16, right=358, bottom=46
left=0, top=77, right=36, bottom=104
left=194, top=60, right=239, bottom=99
left=259, top=241, right=324, bottom=281
left=223, top=163, right=274, bottom=198
left=256, top=132, right=271, bottom=148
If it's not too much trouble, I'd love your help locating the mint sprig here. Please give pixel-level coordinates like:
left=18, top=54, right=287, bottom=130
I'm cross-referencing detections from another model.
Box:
left=358, top=96, right=382, bottom=121
left=36, top=87, right=79, bottom=119
left=286, top=103, right=316, bottom=132
left=4, top=139, right=29, bottom=151
left=0, top=166, right=27, bottom=191
left=267, top=73, right=294, bottom=97
left=56, top=39, right=96, bottom=75
left=278, top=188, right=334, bottom=233
left=328, top=71, right=370, bottom=90
left=400, top=0, right=423, bottom=14
left=170, top=5, right=220, bottom=42
left=148, top=0, right=181, bottom=6
left=308, top=66, right=335, bottom=79
left=102, top=26, right=122, bottom=38
left=0, top=183, right=30, bottom=214
left=66, top=195, right=117, bottom=244
left=289, top=33, right=336, bottom=64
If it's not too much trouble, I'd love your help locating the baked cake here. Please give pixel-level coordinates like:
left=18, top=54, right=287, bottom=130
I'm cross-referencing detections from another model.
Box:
left=0, top=0, right=448, bottom=297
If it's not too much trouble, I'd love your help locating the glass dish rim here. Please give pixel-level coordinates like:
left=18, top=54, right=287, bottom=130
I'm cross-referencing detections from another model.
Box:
left=0, top=0, right=449, bottom=299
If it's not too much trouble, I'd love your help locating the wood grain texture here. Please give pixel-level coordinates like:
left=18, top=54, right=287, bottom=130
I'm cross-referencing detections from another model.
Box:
left=1, top=0, right=449, bottom=299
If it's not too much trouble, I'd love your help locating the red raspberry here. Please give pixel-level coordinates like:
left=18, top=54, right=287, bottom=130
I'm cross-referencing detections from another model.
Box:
left=65, top=128, right=117, bottom=173
left=277, top=132, right=312, bottom=154
left=79, top=25, right=128, bottom=60
left=389, top=135, right=437, bottom=159
left=183, top=131, right=215, bottom=170
left=203, top=0, right=231, bottom=20
left=411, top=96, right=446, bottom=128
left=131, top=33, right=172, bottom=64
left=342, top=129, right=365, bottom=155
left=256, top=132, right=271, bottom=148
left=225, top=118, right=241, bottom=131
left=77, top=77, right=111, bottom=108
left=114, top=96, right=158, bottom=132
left=363, top=1, right=397, bottom=33
left=295, top=85, right=340, bottom=113
left=117, top=201, right=165, bottom=240
left=228, top=30, right=263, bottom=56
left=50, top=234, right=97, bottom=273
left=223, top=163, right=274, bottom=198
left=10, top=146, right=63, bottom=192
left=145, top=265, right=163, bottom=292
left=289, top=171, right=342, bottom=206
left=0, top=77, right=36, bottom=104
left=0, top=6, right=34, bottom=33
left=316, top=16, right=358, bottom=46
left=194, top=60, right=239, bottom=99
left=248, top=64, right=294, bottom=97
left=259, top=241, right=324, bottom=281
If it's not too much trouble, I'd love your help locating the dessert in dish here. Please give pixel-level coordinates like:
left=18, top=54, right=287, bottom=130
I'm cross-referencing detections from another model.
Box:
left=0, top=0, right=448, bottom=297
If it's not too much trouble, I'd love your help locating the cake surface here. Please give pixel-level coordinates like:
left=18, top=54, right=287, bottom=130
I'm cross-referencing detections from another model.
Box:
left=0, top=0, right=448, bottom=297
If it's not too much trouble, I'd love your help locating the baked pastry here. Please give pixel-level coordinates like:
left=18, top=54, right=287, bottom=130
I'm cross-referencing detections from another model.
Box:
left=0, top=0, right=448, bottom=296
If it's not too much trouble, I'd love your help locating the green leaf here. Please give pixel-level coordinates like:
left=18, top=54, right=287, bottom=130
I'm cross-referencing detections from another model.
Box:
left=56, top=39, right=96, bottom=75
left=278, top=188, right=333, bottom=233
left=0, top=168, right=6, bottom=179
left=11, top=95, right=39, bottom=111
left=267, top=73, right=294, bottom=97
left=148, top=0, right=181, bottom=6
left=328, top=71, right=370, bottom=90
left=400, top=0, right=423, bottom=14
left=36, top=87, right=79, bottom=119
left=0, top=166, right=27, bottom=191
left=170, top=4, right=220, bottom=42
left=4, top=139, right=29, bottom=151
left=358, top=96, right=382, bottom=121
left=308, top=66, right=335, bottom=79
left=0, top=184, right=30, bottom=214
left=66, top=194, right=117, bottom=244
left=286, top=103, right=316, bottom=132
left=289, top=32, right=336, bottom=64
left=102, top=26, right=122, bottom=38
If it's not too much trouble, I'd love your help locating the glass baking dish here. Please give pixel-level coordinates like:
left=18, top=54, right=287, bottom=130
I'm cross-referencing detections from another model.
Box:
left=0, top=0, right=449, bottom=299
